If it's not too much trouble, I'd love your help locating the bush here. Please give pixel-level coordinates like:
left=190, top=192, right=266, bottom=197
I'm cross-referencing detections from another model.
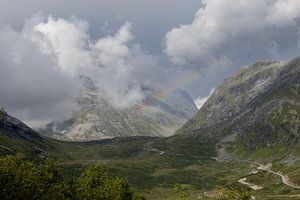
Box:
left=0, top=154, right=145, bottom=200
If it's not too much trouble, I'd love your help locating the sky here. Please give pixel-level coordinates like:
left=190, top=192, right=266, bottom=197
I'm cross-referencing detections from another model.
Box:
left=0, top=0, right=300, bottom=127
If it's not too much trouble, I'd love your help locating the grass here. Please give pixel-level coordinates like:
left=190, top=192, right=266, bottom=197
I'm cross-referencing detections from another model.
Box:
left=59, top=155, right=253, bottom=200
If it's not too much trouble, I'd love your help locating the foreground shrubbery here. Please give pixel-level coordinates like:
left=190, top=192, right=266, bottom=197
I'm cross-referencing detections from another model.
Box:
left=0, top=154, right=145, bottom=200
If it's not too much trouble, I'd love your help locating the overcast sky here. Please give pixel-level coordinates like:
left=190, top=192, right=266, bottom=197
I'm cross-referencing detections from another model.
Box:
left=0, top=0, right=202, bottom=53
left=0, top=0, right=300, bottom=127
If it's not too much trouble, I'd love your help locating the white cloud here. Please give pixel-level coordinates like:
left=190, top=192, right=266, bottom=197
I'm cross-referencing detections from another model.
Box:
left=266, top=0, right=300, bottom=27
left=33, top=16, right=93, bottom=75
left=165, top=0, right=300, bottom=66
left=93, top=22, right=133, bottom=68
left=194, top=88, right=215, bottom=109
left=31, top=16, right=157, bottom=109
left=0, top=23, right=79, bottom=127
left=0, top=14, right=166, bottom=126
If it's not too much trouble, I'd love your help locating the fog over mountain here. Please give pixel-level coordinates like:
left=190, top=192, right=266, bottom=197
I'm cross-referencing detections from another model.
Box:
left=0, top=0, right=300, bottom=127
left=0, top=14, right=183, bottom=127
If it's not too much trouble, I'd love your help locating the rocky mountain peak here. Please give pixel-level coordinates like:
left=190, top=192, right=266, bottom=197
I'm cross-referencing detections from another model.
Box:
left=79, top=75, right=98, bottom=92
left=40, top=77, right=197, bottom=141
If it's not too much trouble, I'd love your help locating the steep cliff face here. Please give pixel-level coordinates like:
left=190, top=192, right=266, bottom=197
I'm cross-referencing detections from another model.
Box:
left=177, top=57, right=299, bottom=150
left=40, top=76, right=197, bottom=141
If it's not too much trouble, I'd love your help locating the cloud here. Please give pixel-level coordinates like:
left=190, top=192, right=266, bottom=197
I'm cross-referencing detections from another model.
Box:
left=34, top=17, right=138, bottom=107
left=266, top=0, right=300, bottom=27
left=0, top=14, right=168, bottom=127
left=0, top=22, right=79, bottom=127
left=93, top=21, right=133, bottom=68
left=165, top=0, right=300, bottom=66
left=0, top=0, right=202, bottom=53
left=194, top=88, right=215, bottom=109
left=33, top=16, right=93, bottom=75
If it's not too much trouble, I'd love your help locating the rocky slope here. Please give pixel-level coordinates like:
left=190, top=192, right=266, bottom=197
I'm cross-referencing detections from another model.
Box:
left=177, top=57, right=299, bottom=151
left=40, top=76, right=197, bottom=141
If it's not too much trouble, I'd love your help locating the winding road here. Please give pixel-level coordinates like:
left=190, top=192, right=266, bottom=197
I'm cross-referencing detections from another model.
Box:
left=239, top=162, right=300, bottom=192
left=257, top=163, right=300, bottom=189
left=148, top=144, right=300, bottom=191
left=214, top=133, right=300, bottom=190
left=238, top=177, right=263, bottom=190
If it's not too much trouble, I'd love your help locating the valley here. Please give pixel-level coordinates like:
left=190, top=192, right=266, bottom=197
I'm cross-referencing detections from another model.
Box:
left=0, top=55, right=299, bottom=199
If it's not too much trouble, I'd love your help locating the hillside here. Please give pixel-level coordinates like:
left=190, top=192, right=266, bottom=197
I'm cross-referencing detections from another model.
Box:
left=0, top=109, right=54, bottom=158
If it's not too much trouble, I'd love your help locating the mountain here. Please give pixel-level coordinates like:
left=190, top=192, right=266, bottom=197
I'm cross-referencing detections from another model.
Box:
left=40, top=76, right=197, bottom=141
left=159, top=89, right=197, bottom=119
left=177, top=57, right=299, bottom=152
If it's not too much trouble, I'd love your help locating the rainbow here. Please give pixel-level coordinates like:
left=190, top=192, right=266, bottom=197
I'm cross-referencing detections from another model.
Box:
left=151, top=69, right=202, bottom=102
left=136, top=69, right=202, bottom=112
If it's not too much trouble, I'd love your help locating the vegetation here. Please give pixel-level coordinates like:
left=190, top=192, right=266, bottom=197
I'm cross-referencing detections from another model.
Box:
left=0, top=154, right=144, bottom=200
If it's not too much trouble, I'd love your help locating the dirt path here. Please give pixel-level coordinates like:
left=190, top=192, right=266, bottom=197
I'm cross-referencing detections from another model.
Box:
left=145, top=148, right=165, bottom=155
left=151, top=140, right=300, bottom=191
left=236, top=161, right=300, bottom=195
left=214, top=134, right=300, bottom=190
left=145, top=148, right=216, bottom=160
left=238, top=177, right=263, bottom=190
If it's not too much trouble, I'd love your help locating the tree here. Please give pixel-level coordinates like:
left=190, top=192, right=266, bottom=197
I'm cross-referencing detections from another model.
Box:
left=0, top=154, right=145, bottom=200
left=0, top=154, right=69, bottom=200
left=74, top=165, right=145, bottom=200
